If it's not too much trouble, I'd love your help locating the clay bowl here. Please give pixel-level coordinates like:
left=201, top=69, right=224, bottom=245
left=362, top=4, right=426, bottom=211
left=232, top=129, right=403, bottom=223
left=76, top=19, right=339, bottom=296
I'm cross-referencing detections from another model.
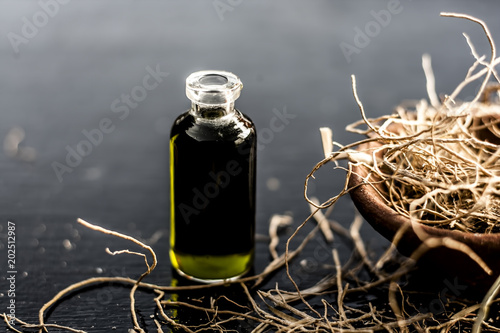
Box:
left=348, top=140, right=500, bottom=291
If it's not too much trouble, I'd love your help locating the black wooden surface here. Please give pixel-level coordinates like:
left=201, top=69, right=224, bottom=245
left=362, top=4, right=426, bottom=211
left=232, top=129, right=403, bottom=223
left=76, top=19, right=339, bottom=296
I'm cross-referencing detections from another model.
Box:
left=1, top=1, right=500, bottom=332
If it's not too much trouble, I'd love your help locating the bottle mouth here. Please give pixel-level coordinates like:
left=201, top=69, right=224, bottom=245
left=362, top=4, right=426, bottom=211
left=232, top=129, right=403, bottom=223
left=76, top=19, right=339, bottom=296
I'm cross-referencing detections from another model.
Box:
left=186, top=70, right=242, bottom=105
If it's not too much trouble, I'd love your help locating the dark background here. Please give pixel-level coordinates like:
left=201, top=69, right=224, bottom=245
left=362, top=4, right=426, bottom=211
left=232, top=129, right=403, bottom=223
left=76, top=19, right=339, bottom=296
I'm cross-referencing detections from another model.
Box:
left=1, top=0, right=500, bottom=331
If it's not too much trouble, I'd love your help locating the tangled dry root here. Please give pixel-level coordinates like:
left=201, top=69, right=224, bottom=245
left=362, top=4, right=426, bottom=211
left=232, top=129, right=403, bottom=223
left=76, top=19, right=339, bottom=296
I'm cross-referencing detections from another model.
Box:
left=306, top=13, right=500, bottom=234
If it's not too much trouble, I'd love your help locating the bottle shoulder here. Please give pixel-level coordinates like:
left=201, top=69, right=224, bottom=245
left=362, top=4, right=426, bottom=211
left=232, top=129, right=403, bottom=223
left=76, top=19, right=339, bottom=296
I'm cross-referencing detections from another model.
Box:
left=171, top=110, right=255, bottom=143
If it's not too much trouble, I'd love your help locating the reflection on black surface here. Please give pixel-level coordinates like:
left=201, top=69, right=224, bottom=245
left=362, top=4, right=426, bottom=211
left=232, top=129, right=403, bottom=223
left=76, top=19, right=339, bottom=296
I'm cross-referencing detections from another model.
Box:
left=162, top=268, right=257, bottom=332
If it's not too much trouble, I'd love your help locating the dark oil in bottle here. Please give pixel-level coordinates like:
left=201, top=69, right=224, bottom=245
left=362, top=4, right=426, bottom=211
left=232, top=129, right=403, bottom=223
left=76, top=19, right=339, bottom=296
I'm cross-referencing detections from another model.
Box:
left=169, top=71, right=256, bottom=282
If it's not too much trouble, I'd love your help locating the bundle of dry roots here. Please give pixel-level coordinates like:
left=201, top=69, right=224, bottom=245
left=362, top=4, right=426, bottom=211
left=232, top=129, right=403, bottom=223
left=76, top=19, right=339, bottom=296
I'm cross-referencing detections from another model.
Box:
left=308, top=13, right=500, bottom=234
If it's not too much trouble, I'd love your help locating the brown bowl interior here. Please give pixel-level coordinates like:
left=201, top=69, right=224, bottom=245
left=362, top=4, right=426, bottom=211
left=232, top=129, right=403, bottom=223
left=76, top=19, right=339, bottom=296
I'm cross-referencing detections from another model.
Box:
left=348, top=141, right=500, bottom=289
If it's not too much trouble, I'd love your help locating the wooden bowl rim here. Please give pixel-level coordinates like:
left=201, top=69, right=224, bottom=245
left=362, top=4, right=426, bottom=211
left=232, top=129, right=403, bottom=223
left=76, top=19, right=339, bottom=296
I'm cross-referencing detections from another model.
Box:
left=348, top=141, right=500, bottom=246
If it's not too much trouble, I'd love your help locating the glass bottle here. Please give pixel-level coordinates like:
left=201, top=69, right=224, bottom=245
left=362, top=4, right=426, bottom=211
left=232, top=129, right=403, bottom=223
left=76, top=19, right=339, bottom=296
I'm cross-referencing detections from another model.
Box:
left=169, top=70, right=256, bottom=283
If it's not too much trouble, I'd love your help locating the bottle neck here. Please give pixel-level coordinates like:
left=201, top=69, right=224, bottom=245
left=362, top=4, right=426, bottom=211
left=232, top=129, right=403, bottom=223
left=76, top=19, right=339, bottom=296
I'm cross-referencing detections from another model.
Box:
left=191, top=102, right=235, bottom=120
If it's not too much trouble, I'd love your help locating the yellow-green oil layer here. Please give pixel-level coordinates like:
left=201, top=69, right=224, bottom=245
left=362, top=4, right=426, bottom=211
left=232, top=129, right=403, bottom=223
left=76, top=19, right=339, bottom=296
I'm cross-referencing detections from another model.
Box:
left=170, top=249, right=254, bottom=281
